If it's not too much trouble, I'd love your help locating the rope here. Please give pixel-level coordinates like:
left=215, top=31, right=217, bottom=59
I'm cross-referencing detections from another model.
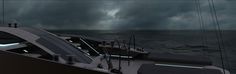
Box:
left=207, top=0, right=233, bottom=73
left=194, top=1, right=208, bottom=74
left=194, top=0, right=208, bottom=56
left=210, top=0, right=232, bottom=72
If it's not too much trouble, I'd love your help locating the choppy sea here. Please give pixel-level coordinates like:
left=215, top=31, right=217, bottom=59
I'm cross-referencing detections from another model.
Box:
left=49, top=30, right=236, bottom=74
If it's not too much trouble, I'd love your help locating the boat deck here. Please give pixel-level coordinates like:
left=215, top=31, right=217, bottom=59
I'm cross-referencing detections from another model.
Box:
left=138, top=64, right=229, bottom=74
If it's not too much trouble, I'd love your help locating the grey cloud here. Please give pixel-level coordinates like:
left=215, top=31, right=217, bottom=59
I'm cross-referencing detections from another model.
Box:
left=115, top=0, right=197, bottom=30
left=0, top=0, right=236, bottom=30
left=1, top=0, right=106, bottom=29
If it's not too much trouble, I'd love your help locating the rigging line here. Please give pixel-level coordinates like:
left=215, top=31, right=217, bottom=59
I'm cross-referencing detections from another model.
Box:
left=208, top=1, right=226, bottom=74
left=210, top=0, right=232, bottom=72
left=207, top=0, right=227, bottom=73
left=127, top=35, right=132, bottom=66
left=197, top=0, right=208, bottom=48
left=114, top=39, right=122, bottom=71
left=2, top=0, right=4, bottom=25
left=194, top=0, right=207, bottom=57
left=194, top=1, right=209, bottom=74
left=133, top=34, right=136, bottom=49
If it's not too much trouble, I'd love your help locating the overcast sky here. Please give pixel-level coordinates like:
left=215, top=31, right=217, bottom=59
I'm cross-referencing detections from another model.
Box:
left=0, top=0, right=235, bottom=30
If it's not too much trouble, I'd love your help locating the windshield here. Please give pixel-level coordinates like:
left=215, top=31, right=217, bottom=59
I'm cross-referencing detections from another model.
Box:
left=22, top=28, right=93, bottom=64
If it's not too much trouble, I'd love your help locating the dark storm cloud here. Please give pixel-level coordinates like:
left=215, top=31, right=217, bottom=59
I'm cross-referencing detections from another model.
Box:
left=0, top=0, right=236, bottom=30
left=1, top=0, right=107, bottom=29
left=115, top=0, right=236, bottom=30
left=115, top=0, right=197, bottom=30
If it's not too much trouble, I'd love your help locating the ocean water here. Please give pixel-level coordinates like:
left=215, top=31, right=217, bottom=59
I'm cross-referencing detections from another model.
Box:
left=51, top=30, right=236, bottom=73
